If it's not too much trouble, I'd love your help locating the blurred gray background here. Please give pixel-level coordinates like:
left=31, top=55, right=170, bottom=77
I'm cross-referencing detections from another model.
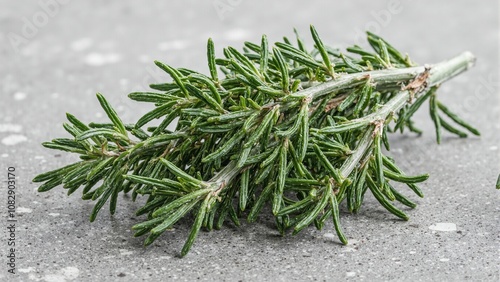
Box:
left=0, top=0, right=499, bottom=281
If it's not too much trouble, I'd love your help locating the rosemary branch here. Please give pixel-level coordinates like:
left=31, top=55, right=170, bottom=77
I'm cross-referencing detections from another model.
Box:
left=33, top=26, right=483, bottom=256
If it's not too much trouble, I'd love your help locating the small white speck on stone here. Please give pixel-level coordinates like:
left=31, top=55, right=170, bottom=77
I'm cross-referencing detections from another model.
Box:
left=34, top=155, right=45, bottom=159
left=341, top=246, right=357, bottom=253
left=489, top=146, right=498, bottom=151
left=323, top=233, right=336, bottom=239
left=60, top=266, right=80, bottom=279
left=1, top=134, right=28, bottom=146
left=119, top=249, right=134, bottom=256
left=13, top=92, right=27, bottom=100
left=48, top=213, right=60, bottom=217
left=84, top=52, right=121, bottom=66
left=429, top=222, right=457, bottom=232
left=44, top=266, right=80, bottom=282
left=157, top=40, right=189, bottom=51
left=18, top=267, right=35, bottom=273
left=0, top=124, right=22, bottom=133
left=346, top=271, right=356, bottom=278
left=409, top=251, right=416, bottom=254
left=95, top=112, right=103, bottom=118
left=51, top=92, right=60, bottom=99
left=1, top=154, right=8, bottom=157
left=440, top=258, right=450, bottom=262
left=71, top=38, right=93, bottom=51
left=17, top=207, right=33, bottom=213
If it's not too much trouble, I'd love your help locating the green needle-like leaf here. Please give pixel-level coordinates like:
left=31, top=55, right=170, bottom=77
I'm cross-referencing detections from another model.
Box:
left=33, top=162, right=83, bottom=183
left=181, top=195, right=210, bottom=257
left=135, top=101, right=176, bottom=128
left=328, top=181, right=348, bottom=245
left=76, top=128, right=129, bottom=142
left=152, top=189, right=210, bottom=218
left=243, top=108, right=277, bottom=148
left=89, top=184, right=114, bottom=222
left=260, top=35, right=269, bottom=74
left=293, top=188, right=330, bottom=234
left=160, top=159, right=203, bottom=185
left=248, top=182, right=274, bottom=223
left=202, top=131, right=245, bottom=162
left=239, top=169, right=250, bottom=211
left=383, top=169, right=429, bottom=183
left=310, top=25, right=334, bottom=75
left=374, top=130, right=385, bottom=188
left=155, top=61, right=189, bottom=97
left=207, top=38, right=218, bottom=82
left=366, top=175, right=408, bottom=220
left=149, top=199, right=200, bottom=238
left=437, top=101, right=480, bottom=136
left=273, top=142, right=288, bottom=215
left=272, top=47, right=290, bottom=93
left=96, top=93, right=127, bottom=136
left=429, top=92, right=441, bottom=144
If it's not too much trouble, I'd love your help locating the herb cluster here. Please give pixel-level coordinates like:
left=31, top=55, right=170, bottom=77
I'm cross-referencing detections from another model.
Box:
left=33, top=26, right=478, bottom=256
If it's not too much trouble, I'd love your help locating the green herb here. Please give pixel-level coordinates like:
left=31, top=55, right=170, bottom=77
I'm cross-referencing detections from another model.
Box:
left=34, top=26, right=482, bottom=257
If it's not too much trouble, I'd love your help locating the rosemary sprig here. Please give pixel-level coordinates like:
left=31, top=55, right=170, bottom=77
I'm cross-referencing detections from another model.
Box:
left=34, top=26, right=482, bottom=256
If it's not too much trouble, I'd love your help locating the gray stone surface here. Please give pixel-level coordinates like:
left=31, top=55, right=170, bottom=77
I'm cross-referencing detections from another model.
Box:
left=0, top=0, right=499, bottom=281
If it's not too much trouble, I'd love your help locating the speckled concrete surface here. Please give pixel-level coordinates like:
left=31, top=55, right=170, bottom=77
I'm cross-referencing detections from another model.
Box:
left=0, top=0, right=499, bottom=281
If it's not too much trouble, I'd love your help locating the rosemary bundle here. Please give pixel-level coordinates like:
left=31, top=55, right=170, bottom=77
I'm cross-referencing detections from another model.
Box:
left=33, top=26, right=479, bottom=256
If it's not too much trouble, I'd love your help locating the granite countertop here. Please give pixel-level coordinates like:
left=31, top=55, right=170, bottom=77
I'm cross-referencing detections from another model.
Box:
left=1, top=0, right=498, bottom=281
